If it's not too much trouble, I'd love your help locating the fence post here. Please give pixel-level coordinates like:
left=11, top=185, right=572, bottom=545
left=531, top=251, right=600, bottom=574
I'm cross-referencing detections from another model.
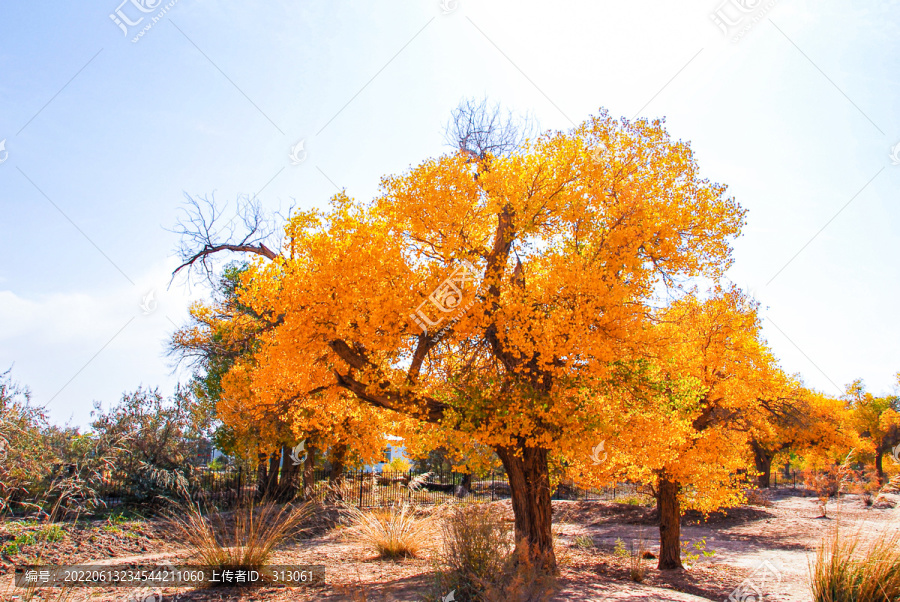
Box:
left=490, top=470, right=494, bottom=502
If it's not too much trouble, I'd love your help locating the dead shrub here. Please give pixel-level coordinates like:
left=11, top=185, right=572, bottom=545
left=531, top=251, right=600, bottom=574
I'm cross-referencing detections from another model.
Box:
left=745, top=488, right=774, bottom=507
left=434, top=503, right=556, bottom=601
left=804, top=454, right=855, bottom=518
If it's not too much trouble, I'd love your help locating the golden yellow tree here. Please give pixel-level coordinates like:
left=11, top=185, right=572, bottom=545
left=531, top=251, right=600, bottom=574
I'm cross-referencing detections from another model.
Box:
left=171, top=260, right=395, bottom=499
left=847, top=377, right=900, bottom=484
left=175, top=106, right=745, bottom=570
left=748, top=387, right=854, bottom=489
left=566, top=287, right=788, bottom=568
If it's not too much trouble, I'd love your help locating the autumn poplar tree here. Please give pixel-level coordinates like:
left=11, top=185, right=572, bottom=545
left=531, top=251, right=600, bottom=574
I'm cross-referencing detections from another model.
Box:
left=174, top=104, right=745, bottom=570
left=847, top=377, right=900, bottom=484
left=748, top=388, right=853, bottom=488
left=171, top=252, right=393, bottom=499
left=569, top=287, right=789, bottom=569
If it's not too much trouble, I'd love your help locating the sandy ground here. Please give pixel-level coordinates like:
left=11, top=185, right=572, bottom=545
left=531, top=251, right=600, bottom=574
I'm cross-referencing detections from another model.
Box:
left=2, top=490, right=898, bottom=602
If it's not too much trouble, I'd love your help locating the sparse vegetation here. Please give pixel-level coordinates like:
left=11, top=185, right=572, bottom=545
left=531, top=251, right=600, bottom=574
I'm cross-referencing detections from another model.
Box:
left=616, top=494, right=654, bottom=507
left=341, top=502, right=435, bottom=559
left=573, top=535, right=594, bottom=549
left=680, top=537, right=715, bottom=569
left=613, top=536, right=649, bottom=582
left=810, top=525, right=900, bottom=601
left=433, top=503, right=557, bottom=601
left=166, top=498, right=313, bottom=577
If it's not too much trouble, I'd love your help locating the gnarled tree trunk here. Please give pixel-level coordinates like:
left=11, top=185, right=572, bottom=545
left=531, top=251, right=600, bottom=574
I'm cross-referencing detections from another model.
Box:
left=326, top=443, right=348, bottom=502
left=256, top=451, right=269, bottom=497
left=496, top=445, right=557, bottom=573
left=456, top=472, right=473, bottom=497
left=751, top=441, right=774, bottom=489
left=277, top=444, right=299, bottom=500
left=302, top=445, right=317, bottom=499
left=657, top=473, right=683, bottom=570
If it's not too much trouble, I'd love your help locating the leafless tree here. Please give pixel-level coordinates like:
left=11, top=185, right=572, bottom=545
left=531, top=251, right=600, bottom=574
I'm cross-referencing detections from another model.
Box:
left=444, top=97, right=538, bottom=160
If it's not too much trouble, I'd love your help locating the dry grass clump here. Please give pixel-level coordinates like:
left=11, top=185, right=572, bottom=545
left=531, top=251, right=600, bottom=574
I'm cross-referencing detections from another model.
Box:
left=479, top=543, right=557, bottom=602
left=809, top=525, right=900, bottom=601
left=341, top=502, right=436, bottom=559
left=0, top=581, right=75, bottom=602
left=439, top=503, right=512, bottom=596
left=745, top=488, right=774, bottom=507
left=434, top=503, right=556, bottom=602
left=166, top=497, right=313, bottom=578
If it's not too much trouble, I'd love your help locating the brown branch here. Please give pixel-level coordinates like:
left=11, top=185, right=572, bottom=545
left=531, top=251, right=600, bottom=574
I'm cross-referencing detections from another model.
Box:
left=173, top=243, right=278, bottom=277
left=328, top=340, right=448, bottom=424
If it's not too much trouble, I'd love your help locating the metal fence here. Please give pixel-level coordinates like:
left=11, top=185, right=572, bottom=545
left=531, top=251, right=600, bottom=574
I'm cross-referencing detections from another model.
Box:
left=95, top=467, right=640, bottom=508
left=96, top=467, right=248, bottom=507
left=768, top=470, right=807, bottom=490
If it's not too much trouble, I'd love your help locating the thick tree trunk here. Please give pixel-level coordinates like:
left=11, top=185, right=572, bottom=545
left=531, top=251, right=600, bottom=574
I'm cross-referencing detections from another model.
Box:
left=260, top=451, right=280, bottom=498
left=456, top=472, right=473, bottom=497
left=496, top=445, right=557, bottom=574
left=751, top=442, right=773, bottom=489
left=256, top=452, right=269, bottom=497
left=277, top=444, right=299, bottom=500
left=326, top=443, right=348, bottom=502
left=657, top=474, right=683, bottom=570
left=302, top=445, right=317, bottom=499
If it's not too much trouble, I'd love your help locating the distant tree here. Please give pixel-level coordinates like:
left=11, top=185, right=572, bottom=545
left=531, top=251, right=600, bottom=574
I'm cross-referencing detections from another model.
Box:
left=847, top=377, right=900, bottom=484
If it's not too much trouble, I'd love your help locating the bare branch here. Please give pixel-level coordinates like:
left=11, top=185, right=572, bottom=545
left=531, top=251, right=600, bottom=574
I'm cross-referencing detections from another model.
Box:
left=169, top=193, right=281, bottom=285
left=444, top=97, right=538, bottom=161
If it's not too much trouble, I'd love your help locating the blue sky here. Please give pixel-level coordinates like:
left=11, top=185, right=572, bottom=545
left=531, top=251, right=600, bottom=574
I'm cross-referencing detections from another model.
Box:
left=1, top=0, right=898, bottom=427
